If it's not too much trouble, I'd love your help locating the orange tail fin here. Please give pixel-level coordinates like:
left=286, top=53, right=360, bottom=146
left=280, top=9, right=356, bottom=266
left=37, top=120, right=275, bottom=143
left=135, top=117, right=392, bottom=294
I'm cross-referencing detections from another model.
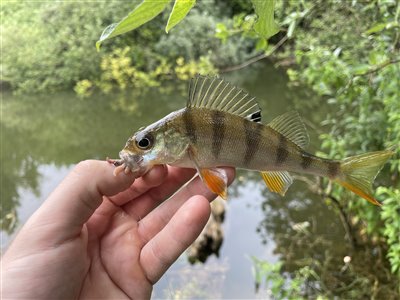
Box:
left=336, top=150, right=394, bottom=206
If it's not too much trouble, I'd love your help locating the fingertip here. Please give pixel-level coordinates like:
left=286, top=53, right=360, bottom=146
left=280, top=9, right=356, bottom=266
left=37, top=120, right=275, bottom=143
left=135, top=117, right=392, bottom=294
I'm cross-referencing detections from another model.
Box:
left=73, top=160, right=137, bottom=195
left=140, top=195, right=211, bottom=283
left=75, top=159, right=134, bottom=177
left=223, top=167, right=236, bottom=185
left=182, top=195, right=211, bottom=226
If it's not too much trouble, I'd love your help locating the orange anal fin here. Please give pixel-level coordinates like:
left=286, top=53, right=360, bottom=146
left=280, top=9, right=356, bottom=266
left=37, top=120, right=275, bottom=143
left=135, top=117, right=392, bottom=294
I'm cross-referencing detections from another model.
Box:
left=199, top=168, right=228, bottom=200
left=337, top=180, right=382, bottom=206
left=261, top=171, right=293, bottom=196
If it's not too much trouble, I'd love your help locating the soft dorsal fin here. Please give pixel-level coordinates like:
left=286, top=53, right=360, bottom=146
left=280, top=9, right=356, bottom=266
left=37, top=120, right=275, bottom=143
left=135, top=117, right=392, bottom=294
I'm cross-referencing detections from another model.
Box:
left=267, top=111, right=309, bottom=149
left=187, top=75, right=262, bottom=122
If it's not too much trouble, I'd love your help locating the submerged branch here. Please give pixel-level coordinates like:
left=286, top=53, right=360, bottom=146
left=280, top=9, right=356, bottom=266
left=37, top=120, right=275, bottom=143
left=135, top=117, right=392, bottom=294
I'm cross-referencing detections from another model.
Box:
left=324, top=193, right=357, bottom=250
left=293, top=175, right=357, bottom=249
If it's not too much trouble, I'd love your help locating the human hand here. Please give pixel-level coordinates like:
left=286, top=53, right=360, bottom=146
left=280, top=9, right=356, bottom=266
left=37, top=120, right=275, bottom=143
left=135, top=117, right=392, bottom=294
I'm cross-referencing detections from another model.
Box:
left=1, top=160, right=235, bottom=299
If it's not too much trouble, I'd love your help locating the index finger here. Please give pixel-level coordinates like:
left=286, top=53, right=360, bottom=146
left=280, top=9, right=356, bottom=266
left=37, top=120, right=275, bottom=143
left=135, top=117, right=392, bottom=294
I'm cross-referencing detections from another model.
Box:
left=29, top=160, right=136, bottom=242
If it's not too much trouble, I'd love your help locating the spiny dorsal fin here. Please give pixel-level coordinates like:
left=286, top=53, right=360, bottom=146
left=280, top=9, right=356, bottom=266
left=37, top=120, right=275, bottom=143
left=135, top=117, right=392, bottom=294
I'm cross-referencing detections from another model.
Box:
left=187, top=75, right=261, bottom=122
left=267, top=111, right=309, bottom=149
left=261, top=171, right=293, bottom=196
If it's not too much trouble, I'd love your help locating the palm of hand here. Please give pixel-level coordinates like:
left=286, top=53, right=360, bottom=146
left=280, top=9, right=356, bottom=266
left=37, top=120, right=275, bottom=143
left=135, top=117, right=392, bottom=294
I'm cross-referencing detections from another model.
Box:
left=2, top=162, right=234, bottom=299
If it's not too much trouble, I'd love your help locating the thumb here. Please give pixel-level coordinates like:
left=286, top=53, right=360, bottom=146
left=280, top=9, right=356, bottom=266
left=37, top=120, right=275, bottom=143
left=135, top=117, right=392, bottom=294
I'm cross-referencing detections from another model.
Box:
left=29, top=160, right=136, bottom=240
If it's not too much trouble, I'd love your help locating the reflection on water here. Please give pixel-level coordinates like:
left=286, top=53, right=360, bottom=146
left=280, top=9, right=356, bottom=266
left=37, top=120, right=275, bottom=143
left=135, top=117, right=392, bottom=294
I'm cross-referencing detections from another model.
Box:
left=3, top=63, right=395, bottom=298
left=154, top=180, right=278, bottom=299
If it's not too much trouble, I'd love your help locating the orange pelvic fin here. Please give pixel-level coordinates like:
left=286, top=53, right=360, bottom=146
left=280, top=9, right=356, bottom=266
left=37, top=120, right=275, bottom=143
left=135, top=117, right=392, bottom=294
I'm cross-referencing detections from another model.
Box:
left=199, top=168, right=228, bottom=200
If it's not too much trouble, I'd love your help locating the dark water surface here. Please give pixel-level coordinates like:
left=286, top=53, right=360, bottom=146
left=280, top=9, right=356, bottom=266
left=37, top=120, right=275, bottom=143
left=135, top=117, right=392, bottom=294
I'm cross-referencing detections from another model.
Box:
left=1, top=64, right=349, bottom=298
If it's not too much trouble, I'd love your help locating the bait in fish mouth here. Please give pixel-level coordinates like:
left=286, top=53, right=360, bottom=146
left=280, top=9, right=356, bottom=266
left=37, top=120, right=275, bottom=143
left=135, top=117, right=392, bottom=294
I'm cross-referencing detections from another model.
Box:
left=107, top=152, right=148, bottom=177
left=106, top=158, right=130, bottom=176
left=108, top=75, right=394, bottom=205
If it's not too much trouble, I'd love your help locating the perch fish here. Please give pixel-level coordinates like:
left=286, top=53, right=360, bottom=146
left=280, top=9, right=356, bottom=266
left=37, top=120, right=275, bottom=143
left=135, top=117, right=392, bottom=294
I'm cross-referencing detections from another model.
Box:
left=108, top=75, right=394, bottom=206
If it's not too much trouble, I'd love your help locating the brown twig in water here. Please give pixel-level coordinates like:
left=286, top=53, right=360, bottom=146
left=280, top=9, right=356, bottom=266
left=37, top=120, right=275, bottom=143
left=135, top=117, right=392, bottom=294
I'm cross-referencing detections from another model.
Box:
left=323, top=193, right=357, bottom=250
left=293, top=175, right=357, bottom=249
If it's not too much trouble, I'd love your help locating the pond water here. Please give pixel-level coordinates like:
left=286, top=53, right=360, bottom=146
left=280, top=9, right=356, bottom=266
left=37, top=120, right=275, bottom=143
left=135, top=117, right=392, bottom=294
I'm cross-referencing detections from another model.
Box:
left=1, top=63, right=363, bottom=298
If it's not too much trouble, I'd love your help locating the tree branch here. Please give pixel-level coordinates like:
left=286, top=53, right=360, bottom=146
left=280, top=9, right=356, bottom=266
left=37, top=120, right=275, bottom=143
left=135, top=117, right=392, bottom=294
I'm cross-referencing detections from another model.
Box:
left=219, top=35, right=289, bottom=73
left=293, top=175, right=358, bottom=249
left=356, top=58, right=400, bottom=76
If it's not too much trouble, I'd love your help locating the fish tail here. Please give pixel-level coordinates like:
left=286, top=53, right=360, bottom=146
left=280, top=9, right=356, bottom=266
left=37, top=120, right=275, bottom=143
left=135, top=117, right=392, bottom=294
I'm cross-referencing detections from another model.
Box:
left=336, top=149, right=394, bottom=206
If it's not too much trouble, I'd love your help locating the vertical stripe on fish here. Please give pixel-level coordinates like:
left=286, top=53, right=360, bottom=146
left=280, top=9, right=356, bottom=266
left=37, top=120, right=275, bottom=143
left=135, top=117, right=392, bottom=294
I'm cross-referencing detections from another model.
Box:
left=212, top=110, right=225, bottom=159
left=300, top=152, right=313, bottom=169
left=276, top=134, right=289, bottom=165
left=243, top=119, right=262, bottom=165
left=183, top=109, right=197, bottom=144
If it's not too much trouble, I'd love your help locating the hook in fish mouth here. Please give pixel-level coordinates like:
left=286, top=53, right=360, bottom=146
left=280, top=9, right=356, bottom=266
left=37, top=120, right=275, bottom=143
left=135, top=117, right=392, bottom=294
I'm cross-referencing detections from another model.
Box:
left=107, top=151, right=148, bottom=177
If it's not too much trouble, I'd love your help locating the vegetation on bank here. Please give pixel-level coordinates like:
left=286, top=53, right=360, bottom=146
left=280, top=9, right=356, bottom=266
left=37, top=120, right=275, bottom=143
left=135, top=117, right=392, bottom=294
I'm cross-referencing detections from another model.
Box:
left=281, top=0, right=400, bottom=274
left=259, top=1, right=400, bottom=298
left=2, top=0, right=399, bottom=298
left=2, top=0, right=257, bottom=95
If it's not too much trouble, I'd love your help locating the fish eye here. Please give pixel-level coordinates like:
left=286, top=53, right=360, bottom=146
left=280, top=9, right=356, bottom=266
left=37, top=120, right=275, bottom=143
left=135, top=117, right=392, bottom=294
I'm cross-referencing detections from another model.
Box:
left=136, top=134, right=153, bottom=150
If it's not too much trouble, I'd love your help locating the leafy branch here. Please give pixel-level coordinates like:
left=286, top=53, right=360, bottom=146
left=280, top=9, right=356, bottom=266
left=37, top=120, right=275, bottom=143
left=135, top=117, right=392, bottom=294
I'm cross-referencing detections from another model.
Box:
left=97, top=0, right=280, bottom=50
left=355, top=58, right=400, bottom=76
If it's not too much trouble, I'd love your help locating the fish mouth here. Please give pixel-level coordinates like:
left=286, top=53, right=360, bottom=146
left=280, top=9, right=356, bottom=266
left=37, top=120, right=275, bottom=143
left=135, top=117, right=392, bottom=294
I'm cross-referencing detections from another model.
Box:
left=110, top=151, right=149, bottom=177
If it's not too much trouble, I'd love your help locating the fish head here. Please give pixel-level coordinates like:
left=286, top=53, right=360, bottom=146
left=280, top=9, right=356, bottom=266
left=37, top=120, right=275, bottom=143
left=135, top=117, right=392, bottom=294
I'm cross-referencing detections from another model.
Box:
left=118, top=112, right=189, bottom=175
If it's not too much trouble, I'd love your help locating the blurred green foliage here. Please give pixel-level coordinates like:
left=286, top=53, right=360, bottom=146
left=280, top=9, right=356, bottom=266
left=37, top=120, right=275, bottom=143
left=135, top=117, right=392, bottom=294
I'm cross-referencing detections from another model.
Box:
left=2, top=1, right=139, bottom=93
left=273, top=0, right=400, bottom=289
left=213, top=0, right=399, bottom=296
left=2, top=0, right=257, bottom=95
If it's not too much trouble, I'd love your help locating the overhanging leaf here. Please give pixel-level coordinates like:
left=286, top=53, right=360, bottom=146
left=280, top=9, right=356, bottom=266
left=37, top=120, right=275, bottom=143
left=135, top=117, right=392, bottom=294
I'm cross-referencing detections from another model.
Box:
left=251, top=0, right=279, bottom=39
left=351, top=64, right=370, bottom=75
left=96, top=0, right=171, bottom=50
left=166, top=0, right=196, bottom=33
left=365, top=23, right=387, bottom=35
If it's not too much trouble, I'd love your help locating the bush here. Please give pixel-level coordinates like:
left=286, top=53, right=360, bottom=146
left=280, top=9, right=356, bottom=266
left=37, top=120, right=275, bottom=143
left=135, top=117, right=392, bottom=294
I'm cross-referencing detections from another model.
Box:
left=2, top=0, right=257, bottom=95
left=154, top=10, right=258, bottom=68
left=2, top=1, right=145, bottom=93
left=280, top=0, right=400, bottom=278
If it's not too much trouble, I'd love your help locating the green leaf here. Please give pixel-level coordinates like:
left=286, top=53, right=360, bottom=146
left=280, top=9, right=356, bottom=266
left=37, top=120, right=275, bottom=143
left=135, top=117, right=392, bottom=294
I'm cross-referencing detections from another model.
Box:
left=251, top=0, right=279, bottom=39
left=351, top=64, right=370, bottom=75
left=287, top=19, right=296, bottom=38
left=365, top=22, right=387, bottom=34
left=255, top=37, right=267, bottom=50
left=215, top=22, right=229, bottom=42
left=96, top=0, right=171, bottom=50
left=166, top=0, right=196, bottom=33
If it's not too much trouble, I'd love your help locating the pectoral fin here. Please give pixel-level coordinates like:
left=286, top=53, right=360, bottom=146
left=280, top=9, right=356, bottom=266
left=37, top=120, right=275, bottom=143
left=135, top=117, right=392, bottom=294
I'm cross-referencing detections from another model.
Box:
left=199, top=168, right=228, bottom=199
left=261, top=171, right=293, bottom=196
